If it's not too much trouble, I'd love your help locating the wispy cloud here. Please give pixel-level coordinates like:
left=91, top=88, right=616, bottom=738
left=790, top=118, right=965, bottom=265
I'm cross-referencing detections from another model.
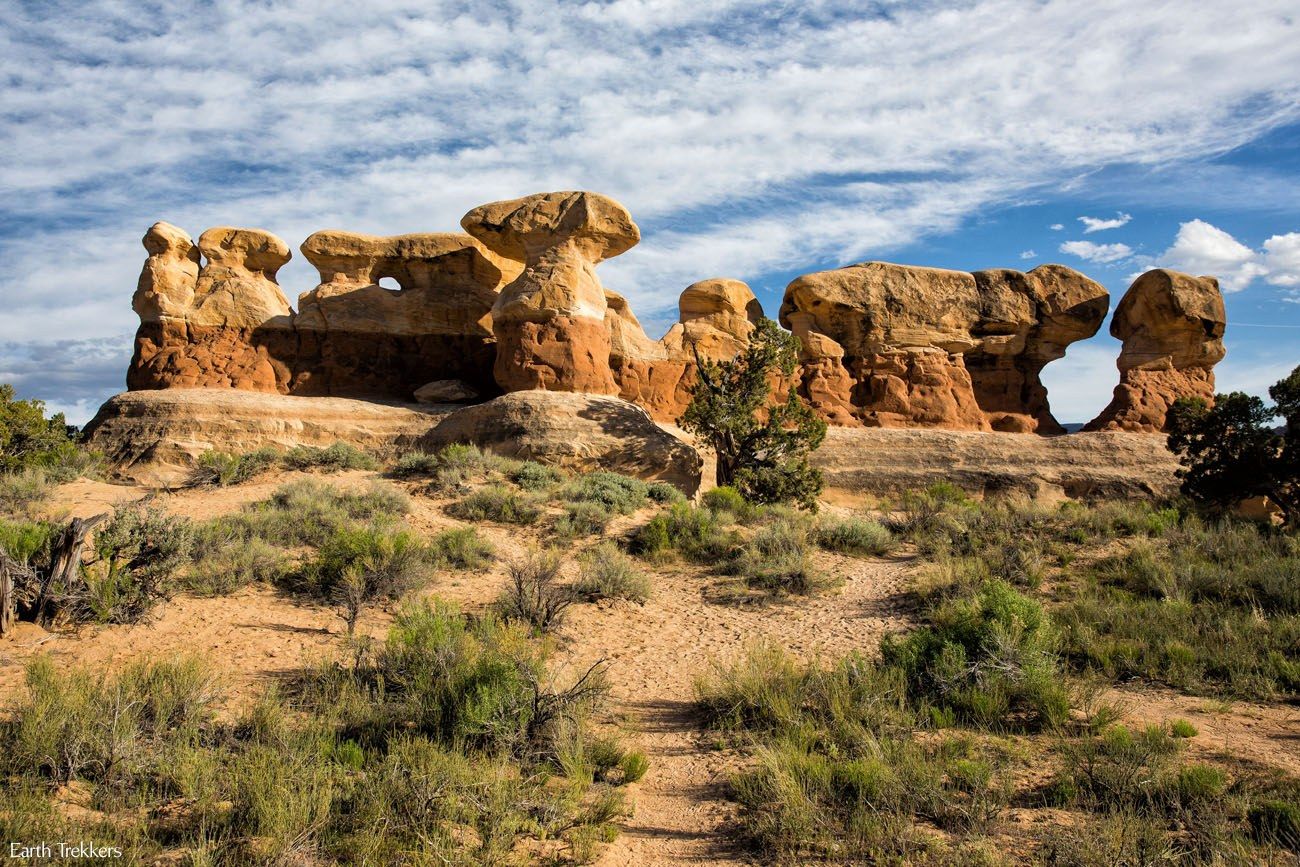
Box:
left=1019, top=249, right=1037, bottom=259
left=1059, top=240, right=1133, bottom=263
left=2, top=0, right=1299, bottom=420
left=1049, top=224, right=1065, bottom=231
left=1078, top=211, right=1132, bottom=233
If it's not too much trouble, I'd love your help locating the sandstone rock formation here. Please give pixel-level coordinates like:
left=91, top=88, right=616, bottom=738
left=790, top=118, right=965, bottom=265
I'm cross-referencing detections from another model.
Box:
left=422, top=391, right=703, bottom=493
left=128, top=224, right=520, bottom=401
left=611, top=278, right=764, bottom=421
left=83, top=389, right=454, bottom=486
left=779, top=261, right=1107, bottom=432
left=129, top=225, right=294, bottom=393
left=1085, top=269, right=1226, bottom=433
left=461, top=191, right=639, bottom=395
left=292, top=230, right=518, bottom=398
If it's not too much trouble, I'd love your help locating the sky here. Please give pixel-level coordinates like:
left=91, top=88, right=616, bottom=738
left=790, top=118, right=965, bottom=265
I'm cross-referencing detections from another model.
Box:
left=1, top=0, right=1298, bottom=426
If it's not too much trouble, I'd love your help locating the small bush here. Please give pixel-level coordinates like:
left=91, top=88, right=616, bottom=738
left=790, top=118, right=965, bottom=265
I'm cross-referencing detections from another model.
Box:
left=190, top=446, right=279, bottom=486
left=1250, top=799, right=1300, bottom=851
left=294, top=525, right=430, bottom=632
left=495, top=548, right=574, bottom=632
left=631, top=502, right=734, bottom=562
left=647, top=481, right=686, bottom=504
left=725, top=517, right=829, bottom=596
left=80, top=504, right=196, bottom=624
left=184, top=531, right=286, bottom=595
left=428, top=526, right=493, bottom=569
left=561, top=471, right=650, bottom=514
left=553, top=501, right=612, bottom=538
left=510, top=460, right=563, bottom=490
left=575, top=542, right=650, bottom=603
left=281, top=442, right=377, bottom=472
left=0, top=468, right=51, bottom=518
left=449, top=485, right=541, bottom=524
left=815, top=516, right=893, bottom=556
left=233, top=480, right=410, bottom=548
left=702, top=485, right=751, bottom=517
left=1170, top=718, right=1198, bottom=738
left=881, top=579, right=1068, bottom=729
left=0, top=384, right=92, bottom=480
left=620, top=751, right=650, bottom=783
left=389, top=450, right=441, bottom=478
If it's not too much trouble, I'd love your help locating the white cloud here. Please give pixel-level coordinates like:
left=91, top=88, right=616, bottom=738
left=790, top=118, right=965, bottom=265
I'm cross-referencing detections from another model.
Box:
left=1261, top=232, right=1300, bottom=287
left=1049, top=224, right=1065, bottom=231
left=1147, top=219, right=1300, bottom=293
left=1078, top=211, right=1132, bottom=233
left=2, top=0, right=1300, bottom=409
left=1020, top=249, right=1037, bottom=259
left=1059, top=240, right=1133, bottom=263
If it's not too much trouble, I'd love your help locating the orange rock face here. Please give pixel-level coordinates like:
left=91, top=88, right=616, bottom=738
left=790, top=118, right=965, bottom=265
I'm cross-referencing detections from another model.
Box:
left=1084, top=269, right=1226, bottom=433
left=461, top=191, right=639, bottom=396
left=779, top=261, right=1107, bottom=431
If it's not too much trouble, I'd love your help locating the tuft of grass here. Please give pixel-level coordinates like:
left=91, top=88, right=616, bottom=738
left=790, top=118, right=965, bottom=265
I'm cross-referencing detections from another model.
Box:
left=575, top=542, right=650, bottom=603
left=0, top=468, right=52, bottom=518
left=701, top=485, right=757, bottom=519
left=448, top=485, right=541, bottom=525
left=814, top=515, right=894, bottom=556
left=724, top=516, right=831, bottom=596
left=553, top=501, right=612, bottom=538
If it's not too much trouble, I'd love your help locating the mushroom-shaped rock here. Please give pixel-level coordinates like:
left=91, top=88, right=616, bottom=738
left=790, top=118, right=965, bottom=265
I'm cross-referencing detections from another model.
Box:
left=788, top=312, right=860, bottom=427
left=132, top=222, right=200, bottom=323
left=662, top=278, right=763, bottom=362
left=1085, top=269, right=1226, bottom=433
left=462, top=191, right=639, bottom=394
left=129, top=225, right=295, bottom=394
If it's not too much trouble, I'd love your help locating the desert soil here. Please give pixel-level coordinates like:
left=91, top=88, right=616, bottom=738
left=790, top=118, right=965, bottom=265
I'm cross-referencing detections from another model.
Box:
left=3, top=472, right=1298, bottom=866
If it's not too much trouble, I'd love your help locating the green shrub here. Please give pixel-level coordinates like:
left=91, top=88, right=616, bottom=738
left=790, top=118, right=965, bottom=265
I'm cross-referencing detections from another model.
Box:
left=281, top=441, right=377, bottom=472
left=631, top=502, right=734, bottom=562
left=575, top=542, right=650, bottom=603
left=0, top=516, right=56, bottom=564
left=1170, top=718, right=1198, bottom=738
left=509, top=460, right=563, bottom=490
left=702, top=485, right=751, bottom=517
left=647, top=481, right=686, bottom=504
left=449, top=485, right=541, bottom=524
left=1249, top=799, right=1300, bottom=851
left=294, top=525, right=430, bottom=633
left=619, top=751, right=649, bottom=783
left=190, top=446, right=279, bottom=486
left=724, top=517, right=829, bottom=596
left=428, top=526, right=493, bottom=569
left=561, top=471, right=650, bottom=514
left=235, top=480, right=409, bottom=547
left=184, top=531, right=286, bottom=595
left=881, top=579, right=1068, bottom=729
left=814, top=516, right=893, bottom=556
left=389, top=450, right=442, bottom=478
left=0, top=468, right=52, bottom=518
left=553, top=501, right=613, bottom=538
left=494, top=549, right=574, bottom=633
left=81, top=504, right=196, bottom=624
left=0, top=384, right=90, bottom=480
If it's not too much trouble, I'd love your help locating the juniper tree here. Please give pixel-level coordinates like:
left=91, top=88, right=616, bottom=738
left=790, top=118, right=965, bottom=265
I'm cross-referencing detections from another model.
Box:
left=679, top=318, right=827, bottom=509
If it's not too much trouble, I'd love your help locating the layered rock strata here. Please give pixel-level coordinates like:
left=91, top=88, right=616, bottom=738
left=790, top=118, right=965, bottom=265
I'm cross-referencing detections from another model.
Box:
left=1084, top=269, right=1227, bottom=433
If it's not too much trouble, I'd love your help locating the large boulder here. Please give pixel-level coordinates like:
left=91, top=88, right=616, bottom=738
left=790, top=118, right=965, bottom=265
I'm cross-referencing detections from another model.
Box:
left=462, top=191, right=639, bottom=395
left=421, top=391, right=703, bottom=493
left=779, top=261, right=1108, bottom=432
left=1085, top=269, right=1226, bottom=433
left=128, top=224, right=295, bottom=393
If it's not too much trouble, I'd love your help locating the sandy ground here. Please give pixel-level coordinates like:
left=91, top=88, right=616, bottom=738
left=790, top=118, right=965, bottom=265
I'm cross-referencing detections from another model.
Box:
left=3, top=473, right=1298, bottom=866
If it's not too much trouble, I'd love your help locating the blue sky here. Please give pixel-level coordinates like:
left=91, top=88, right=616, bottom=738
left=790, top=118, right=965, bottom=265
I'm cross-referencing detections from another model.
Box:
left=1, top=0, right=1298, bottom=425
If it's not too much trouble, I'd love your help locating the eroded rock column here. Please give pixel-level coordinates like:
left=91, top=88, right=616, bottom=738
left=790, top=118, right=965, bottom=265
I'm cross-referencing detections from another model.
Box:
left=461, top=191, right=639, bottom=395
left=128, top=225, right=294, bottom=392
left=1085, top=269, right=1226, bottom=433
